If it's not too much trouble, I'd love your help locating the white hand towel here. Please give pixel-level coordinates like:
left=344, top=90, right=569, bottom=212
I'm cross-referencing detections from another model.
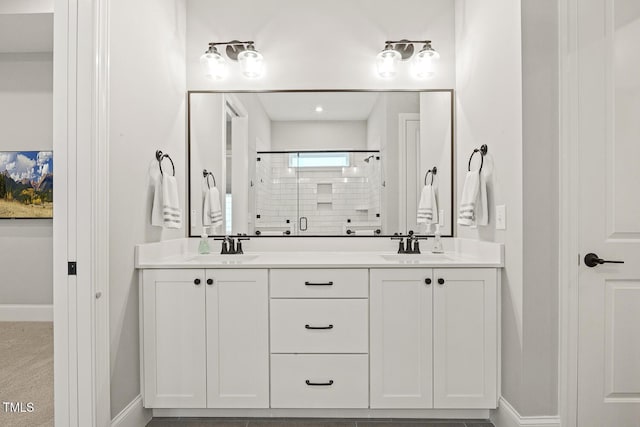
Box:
left=458, top=171, right=480, bottom=226
left=162, top=175, right=182, bottom=229
left=151, top=173, right=163, bottom=227
left=202, top=188, right=212, bottom=227
left=417, top=184, right=438, bottom=224
left=205, top=186, right=223, bottom=228
left=476, top=173, right=488, bottom=226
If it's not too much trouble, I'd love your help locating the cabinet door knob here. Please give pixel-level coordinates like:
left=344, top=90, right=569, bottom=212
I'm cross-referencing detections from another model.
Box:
left=194, top=278, right=201, bottom=285
left=425, top=278, right=432, bottom=285
left=438, top=278, right=445, bottom=285
left=207, top=279, right=214, bottom=285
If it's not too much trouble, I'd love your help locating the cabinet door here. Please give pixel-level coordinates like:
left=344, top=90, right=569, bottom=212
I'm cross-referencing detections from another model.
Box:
left=142, top=269, right=206, bottom=408
left=206, top=269, right=269, bottom=408
left=433, top=268, right=498, bottom=408
left=370, top=268, right=433, bottom=408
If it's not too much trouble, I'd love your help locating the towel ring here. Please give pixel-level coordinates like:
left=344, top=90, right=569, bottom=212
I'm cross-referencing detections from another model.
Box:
left=203, top=169, right=216, bottom=189
left=424, top=167, right=437, bottom=185
left=155, top=150, right=175, bottom=176
left=467, top=144, right=488, bottom=172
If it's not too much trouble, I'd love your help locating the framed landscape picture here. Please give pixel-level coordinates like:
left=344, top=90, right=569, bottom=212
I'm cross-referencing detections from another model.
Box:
left=0, top=151, right=53, bottom=219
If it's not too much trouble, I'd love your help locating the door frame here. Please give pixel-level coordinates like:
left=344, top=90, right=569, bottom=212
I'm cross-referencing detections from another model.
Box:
left=558, top=0, right=580, bottom=426
left=53, top=0, right=111, bottom=425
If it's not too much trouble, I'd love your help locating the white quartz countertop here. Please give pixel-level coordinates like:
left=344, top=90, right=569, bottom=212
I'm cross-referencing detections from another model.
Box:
left=135, top=238, right=504, bottom=269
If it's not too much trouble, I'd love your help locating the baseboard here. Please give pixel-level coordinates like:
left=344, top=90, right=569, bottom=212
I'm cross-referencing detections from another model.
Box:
left=0, top=304, right=53, bottom=321
left=111, top=395, right=152, bottom=427
left=490, top=397, right=561, bottom=427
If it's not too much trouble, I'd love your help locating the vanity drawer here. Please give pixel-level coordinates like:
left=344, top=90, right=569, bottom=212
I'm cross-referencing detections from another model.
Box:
left=270, top=299, right=368, bottom=353
left=270, top=269, right=368, bottom=298
left=271, top=354, right=368, bottom=408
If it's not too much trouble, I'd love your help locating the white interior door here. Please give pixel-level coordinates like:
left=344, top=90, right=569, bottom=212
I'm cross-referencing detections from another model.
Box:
left=231, top=116, right=249, bottom=234
left=577, top=0, right=640, bottom=425
left=399, top=114, right=420, bottom=234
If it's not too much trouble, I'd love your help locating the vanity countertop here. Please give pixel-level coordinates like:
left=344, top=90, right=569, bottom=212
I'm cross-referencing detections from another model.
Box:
left=135, top=238, right=504, bottom=269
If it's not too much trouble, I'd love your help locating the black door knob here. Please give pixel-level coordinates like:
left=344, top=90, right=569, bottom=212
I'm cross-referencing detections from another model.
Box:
left=425, top=278, right=432, bottom=285
left=194, top=278, right=201, bottom=285
left=584, top=253, right=624, bottom=268
left=207, top=279, right=214, bottom=285
left=438, top=278, right=445, bottom=285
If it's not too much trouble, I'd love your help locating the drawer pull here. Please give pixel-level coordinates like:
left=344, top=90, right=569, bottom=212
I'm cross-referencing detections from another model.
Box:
left=305, top=380, right=334, bottom=386
left=304, top=281, right=334, bottom=286
left=305, top=324, right=334, bottom=330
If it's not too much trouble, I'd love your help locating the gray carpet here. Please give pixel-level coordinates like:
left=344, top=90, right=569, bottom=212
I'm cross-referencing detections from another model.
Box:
left=0, top=322, right=54, bottom=427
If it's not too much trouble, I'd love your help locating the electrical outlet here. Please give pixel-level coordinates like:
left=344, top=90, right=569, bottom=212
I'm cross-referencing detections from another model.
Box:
left=439, top=209, right=445, bottom=226
left=496, top=205, right=506, bottom=230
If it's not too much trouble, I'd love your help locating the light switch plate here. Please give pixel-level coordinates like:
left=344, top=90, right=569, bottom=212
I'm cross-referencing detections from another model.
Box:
left=496, top=205, right=506, bottom=230
left=439, top=209, right=445, bottom=226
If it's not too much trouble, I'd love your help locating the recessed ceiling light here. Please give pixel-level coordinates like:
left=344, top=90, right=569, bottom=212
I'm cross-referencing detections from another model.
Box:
left=315, top=105, right=323, bottom=113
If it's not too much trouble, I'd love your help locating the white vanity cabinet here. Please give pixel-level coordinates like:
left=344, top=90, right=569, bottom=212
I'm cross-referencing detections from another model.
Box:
left=370, top=268, right=498, bottom=409
left=370, top=269, right=434, bottom=408
left=140, top=268, right=269, bottom=409
left=269, top=268, right=369, bottom=408
left=432, top=268, right=498, bottom=409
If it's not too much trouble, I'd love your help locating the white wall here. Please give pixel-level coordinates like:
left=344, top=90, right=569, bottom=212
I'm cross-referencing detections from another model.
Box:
left=521, top=0, right=559, bottom=416
left=455, top=0, right=525, bottom=414
left=186, top=0, right=456, bottom=90
left=0, top=53, right=53, bottom=306
left=271, top=121, right=367, bottom=151
left=455, top=0, right=559, bottom=418
left=108, top=0, right=186, bottom=418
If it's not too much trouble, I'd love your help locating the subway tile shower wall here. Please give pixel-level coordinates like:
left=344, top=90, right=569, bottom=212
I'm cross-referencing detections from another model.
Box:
left=255, top=153, right=382, bottom=235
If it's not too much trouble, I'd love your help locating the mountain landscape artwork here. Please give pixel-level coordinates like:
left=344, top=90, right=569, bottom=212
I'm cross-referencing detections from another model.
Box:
left=0, top=151, right=53, bottom=218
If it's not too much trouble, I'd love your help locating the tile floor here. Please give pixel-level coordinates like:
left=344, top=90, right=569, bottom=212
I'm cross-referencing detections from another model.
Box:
left=146, top=418, right=494, bottom=427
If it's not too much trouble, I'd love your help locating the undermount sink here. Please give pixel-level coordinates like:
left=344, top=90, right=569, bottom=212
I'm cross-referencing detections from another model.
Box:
left=184, top=254, right=260, bottom=264
left=380, top=253, right=453, bottom=263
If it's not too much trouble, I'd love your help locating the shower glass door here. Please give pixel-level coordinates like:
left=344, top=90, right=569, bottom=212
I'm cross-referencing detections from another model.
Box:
left=254, top=151, right=382, bottom=236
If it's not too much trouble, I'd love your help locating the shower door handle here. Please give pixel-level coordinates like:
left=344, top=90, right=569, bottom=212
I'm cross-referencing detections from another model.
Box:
left=300, top=216, right=308, bottom=231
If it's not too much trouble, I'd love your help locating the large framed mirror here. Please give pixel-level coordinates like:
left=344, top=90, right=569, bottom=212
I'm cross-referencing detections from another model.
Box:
left=188, top=90, right=454, bottom=237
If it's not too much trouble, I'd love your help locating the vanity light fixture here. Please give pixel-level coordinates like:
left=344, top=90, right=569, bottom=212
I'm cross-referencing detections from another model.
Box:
left=376, top=40, right=440, bottom=79
left=201, top=40, right=264, bottom=80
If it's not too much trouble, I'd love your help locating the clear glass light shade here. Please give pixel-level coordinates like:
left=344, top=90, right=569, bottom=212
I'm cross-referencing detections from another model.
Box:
left=376, top=48, right=400, bottom=78
left=200, top=50, right=228, bottom=80
left=412, top=47, right=440, bottom=79
left=238, top=49, right=264, bottom=79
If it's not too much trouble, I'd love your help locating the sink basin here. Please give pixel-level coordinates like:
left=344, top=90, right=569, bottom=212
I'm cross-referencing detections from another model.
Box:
left=184, top=254, right=260, bottom=264
left=380, top=253, right=453, bottom=263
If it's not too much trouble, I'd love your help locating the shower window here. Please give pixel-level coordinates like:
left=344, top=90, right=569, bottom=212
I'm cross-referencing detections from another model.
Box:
left=289, top=152, right=350, bottom=168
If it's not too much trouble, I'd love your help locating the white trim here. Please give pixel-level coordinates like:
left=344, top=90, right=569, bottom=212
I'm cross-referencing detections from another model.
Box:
left=153, top=408, right=490, bottom=419
left=491, top=397, right=561, bottom=427
left=0, top=304, right=53, bottom=321
left=94, top=0, right=112, bottom=424
left=53, top=0, right=72, bottom=424
left=558, top=0, right=579, bottom=426
left=111, top=395, right=152, bottom=427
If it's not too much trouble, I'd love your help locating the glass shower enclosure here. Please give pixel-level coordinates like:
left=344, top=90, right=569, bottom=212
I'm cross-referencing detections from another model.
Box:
left=254, top=151, right=383, bottom=236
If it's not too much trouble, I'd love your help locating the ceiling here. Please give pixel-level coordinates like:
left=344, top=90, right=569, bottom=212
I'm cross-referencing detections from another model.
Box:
left=256, top=92, right=381, bottom=121
left=0, top=13, right=53, bottom=53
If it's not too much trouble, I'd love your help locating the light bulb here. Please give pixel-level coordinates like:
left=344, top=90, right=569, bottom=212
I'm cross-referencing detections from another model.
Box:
left=200, top=46, right=228, bottom=80
left=238, top=45, right=264, bottom=79
left=376, top=44, right=400, bottom=79
left=412, top=43, right=440, bottom=79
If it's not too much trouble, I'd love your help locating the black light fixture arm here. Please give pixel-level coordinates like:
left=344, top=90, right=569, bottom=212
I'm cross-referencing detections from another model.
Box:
left=385, top=39, right=431, bottom=45
left=207, top=40, right=255, bottom=48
